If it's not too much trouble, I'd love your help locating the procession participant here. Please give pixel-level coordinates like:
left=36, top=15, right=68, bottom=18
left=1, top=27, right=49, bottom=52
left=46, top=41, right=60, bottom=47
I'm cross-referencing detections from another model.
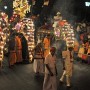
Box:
left=78, top=44, right=84, bottom=59
left=43, top=47, right=57, bottom=90
left=8, top=34, right=17, bottom=68
left=32, top=43, right=44, bottom=75
left=0, top=36, right=4, bottom=70
left=43, top=34, right=50, bottom=58
left=60, top=46, right=74, bottom=88
left=15, top=33, right=22, bottom=63
left=87, top=43, right=90, bottom=64
left=73, top=39, right=79, bottom=60
left=18, top=33, right=29, bottom=64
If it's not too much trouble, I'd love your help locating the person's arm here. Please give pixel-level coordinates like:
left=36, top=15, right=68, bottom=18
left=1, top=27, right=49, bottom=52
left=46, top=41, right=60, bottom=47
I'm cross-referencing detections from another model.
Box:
left=31, top=49, right=34, bottom=57
left=62, top=51, right=66, bottom=70
left=45, top=64, right=53, bottom=76
left=55, top=65, right=57, bottom=76
left=70, top=51, right=74, bottom=62
left=62, top=57, right=65, bottom=70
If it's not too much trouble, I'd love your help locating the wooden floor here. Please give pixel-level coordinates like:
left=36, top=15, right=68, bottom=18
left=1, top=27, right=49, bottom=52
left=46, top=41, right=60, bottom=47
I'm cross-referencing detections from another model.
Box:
left=0, top=57, right=90, bottom=90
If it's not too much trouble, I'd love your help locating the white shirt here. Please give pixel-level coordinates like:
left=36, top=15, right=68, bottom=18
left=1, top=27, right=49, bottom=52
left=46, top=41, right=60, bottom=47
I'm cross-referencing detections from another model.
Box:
left=44, top=54, right=56, bottom=75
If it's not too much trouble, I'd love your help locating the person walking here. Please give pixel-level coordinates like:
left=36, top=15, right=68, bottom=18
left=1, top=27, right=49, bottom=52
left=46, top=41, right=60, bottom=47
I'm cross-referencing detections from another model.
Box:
left=43, top=34, right=50, bottom=58
left=60, top=46, right=74, bottom=88
left=43, top=47, right=57, bottom=90
left=32, top=43, right=44, bottom=76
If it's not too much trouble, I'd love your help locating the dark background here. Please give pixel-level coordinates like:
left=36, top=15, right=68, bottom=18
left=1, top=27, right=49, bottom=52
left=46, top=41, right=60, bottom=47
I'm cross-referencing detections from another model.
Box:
left=0, top=0, right=90, bottom=22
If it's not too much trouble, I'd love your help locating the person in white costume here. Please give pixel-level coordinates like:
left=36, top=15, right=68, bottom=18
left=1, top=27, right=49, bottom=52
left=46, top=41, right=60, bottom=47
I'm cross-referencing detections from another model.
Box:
left=43, top=47, right=57, bottom=90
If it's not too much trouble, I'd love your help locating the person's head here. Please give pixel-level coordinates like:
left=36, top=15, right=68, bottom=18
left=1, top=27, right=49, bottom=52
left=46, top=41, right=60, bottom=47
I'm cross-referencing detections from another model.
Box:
left=18, top=33, right=24, bottom=38
left=68, top=47, right=73, bottom=51
left=37, top=43, right=42, bottom=48
left=50, top=47, right=56, bottom=56
left=56, top=12, right=61, bottom=16
left=47, top=34, right=50, bottom=39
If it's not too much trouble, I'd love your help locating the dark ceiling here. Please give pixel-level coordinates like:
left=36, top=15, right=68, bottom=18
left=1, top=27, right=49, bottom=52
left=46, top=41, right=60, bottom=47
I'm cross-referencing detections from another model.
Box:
left=30, top=0, right=90, bottom=22
left=0, top=0, right=90, bottom=22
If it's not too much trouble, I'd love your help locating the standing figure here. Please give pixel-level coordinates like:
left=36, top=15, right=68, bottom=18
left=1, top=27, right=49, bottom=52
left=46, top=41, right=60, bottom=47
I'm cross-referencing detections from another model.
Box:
left=32, top=43, right=44, bottom=75
left=87, top=44, right=90, bottom=64
left=15, top=34, right=22, bottom=63
left=43, top=34, right=50, bottom=58
left=8, top=34, right=17, bottom=67
left=19, top=33, right=29, bottom=63
left=0, top=36, right=4, bottom=70
left=60, top=47, right=74, bottom=87
left=78, top=44, right=84, bottom=59
left=43, top=47, right=57, bottom=90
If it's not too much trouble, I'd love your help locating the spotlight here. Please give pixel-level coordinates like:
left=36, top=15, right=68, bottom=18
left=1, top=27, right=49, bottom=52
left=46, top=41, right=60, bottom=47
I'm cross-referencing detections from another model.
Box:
left=85, top=2, right=90, bottom=7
